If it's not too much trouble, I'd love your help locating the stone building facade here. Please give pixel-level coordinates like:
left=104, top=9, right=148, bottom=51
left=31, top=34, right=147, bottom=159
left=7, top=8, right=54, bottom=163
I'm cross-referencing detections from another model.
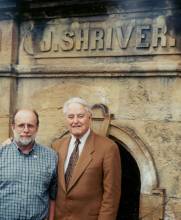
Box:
left=0, top=0, right=180, bottom=219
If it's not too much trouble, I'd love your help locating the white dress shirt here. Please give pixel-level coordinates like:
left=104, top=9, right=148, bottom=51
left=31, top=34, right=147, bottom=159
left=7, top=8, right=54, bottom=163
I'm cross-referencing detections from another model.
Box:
left=64, top=128, right=91, bottom=172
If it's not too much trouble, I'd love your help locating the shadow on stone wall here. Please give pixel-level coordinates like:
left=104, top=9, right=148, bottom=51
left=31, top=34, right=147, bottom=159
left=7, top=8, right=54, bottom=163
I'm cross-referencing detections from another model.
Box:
left=3, top=0, right=178, bottom=18
left=166, top=0, right=181, bottom=50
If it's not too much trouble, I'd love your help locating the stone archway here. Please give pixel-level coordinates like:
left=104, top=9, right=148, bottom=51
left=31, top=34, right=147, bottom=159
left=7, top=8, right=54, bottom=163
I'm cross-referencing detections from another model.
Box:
left=107, top=122, right=165, bottom=219
left=109, top=122, right=158, bottom=194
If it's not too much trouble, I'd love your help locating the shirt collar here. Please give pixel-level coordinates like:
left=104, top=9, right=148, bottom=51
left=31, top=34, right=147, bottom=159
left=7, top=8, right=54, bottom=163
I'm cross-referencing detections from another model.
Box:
left=71, top=128, right=91, bottom=143
left=12, top=140, right=37, bottom=155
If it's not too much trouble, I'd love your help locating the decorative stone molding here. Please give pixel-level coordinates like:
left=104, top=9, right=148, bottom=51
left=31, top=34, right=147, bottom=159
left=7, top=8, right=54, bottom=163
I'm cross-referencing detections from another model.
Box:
left=13, top=62, right=181, bottom=77
left=109, top=122, right=158, bottom=194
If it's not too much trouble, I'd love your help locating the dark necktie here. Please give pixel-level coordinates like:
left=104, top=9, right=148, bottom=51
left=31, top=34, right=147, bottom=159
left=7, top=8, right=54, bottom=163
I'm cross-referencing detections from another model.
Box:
left=65, top=139, right=80, bottom=188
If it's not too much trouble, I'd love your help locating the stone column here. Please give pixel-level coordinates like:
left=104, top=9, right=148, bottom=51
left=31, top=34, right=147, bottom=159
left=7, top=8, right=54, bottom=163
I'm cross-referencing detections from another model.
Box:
left=0, top=19, right=18, bottom=142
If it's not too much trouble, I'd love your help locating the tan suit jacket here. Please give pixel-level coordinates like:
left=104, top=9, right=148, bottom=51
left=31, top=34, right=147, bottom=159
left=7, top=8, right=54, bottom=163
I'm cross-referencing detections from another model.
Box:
left=52, top=131, right=121, bottom=220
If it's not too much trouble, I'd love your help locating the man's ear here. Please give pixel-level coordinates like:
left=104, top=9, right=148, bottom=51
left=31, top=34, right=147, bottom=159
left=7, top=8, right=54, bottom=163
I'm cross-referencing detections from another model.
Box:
left=89, top=112, right=92, bottom=119
left=11, top=124, right=15, bottom=130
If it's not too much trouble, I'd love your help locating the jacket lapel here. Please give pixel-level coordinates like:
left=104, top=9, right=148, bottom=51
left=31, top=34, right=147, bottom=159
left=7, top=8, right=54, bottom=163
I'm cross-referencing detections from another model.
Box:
left=67, top=131, right=95, bottom=192
left=58, top=136, right=70, bottom=192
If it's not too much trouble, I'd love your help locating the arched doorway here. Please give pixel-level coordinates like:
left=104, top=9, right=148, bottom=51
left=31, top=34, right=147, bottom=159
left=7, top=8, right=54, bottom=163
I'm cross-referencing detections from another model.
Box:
left=108, top=122, right=159, bottom=219
left=108, top=123, right=158, bottom=194
left=110, top=138, right=141, bottom=220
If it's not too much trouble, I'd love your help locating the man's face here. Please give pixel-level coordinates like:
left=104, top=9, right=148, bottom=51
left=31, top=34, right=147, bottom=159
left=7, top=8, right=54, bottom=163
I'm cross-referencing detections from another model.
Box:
left=12, top=110, right=38, bottom=147
left=65, top=103, right=91, bottom=138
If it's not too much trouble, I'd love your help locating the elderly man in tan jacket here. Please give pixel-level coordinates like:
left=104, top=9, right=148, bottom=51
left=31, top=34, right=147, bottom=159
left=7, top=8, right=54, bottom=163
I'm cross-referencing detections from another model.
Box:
left=52, top=97, right=121, bottom=220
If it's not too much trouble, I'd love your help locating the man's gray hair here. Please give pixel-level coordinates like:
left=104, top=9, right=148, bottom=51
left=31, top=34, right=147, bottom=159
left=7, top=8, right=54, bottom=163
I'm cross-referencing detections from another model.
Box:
left=63, top=97, right=92, bottom=115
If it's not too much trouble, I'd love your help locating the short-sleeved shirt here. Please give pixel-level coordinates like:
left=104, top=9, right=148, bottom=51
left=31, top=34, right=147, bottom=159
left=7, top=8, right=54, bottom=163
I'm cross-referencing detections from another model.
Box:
left=0, top=141, right=58, bottom=220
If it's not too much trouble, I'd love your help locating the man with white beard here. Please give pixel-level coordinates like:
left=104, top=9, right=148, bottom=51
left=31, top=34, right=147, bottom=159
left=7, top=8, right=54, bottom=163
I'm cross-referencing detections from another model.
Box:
left=0, top=109, right=58, bottom=220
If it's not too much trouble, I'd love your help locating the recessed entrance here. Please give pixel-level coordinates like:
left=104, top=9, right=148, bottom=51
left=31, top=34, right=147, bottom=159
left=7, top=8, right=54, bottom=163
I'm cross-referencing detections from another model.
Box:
left=110, top=137, right=141, bottom=220
left=107, top=123, right=159, bottom=219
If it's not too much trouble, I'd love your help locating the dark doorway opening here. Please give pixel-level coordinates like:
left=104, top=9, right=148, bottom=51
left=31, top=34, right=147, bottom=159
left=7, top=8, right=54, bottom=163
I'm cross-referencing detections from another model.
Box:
left=110, top=137, right=141, bottom=220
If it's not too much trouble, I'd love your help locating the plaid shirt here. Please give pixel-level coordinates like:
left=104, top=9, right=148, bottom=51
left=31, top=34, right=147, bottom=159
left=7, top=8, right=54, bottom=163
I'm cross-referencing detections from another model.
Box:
left=0, top=141, right=58, bottom=220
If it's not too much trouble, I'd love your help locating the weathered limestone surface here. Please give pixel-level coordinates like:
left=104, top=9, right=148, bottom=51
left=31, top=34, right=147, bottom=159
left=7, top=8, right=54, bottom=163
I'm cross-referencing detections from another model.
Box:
left=0, top=78, right=15, bottom=142
left=0, top=20, right=16, bottom=65
left=0, top=19, right=17, bottom=142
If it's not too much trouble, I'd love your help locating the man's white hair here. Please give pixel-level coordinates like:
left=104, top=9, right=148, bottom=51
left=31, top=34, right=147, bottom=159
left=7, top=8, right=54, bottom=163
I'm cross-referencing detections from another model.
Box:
left=63, top=97, right=92, bottom=115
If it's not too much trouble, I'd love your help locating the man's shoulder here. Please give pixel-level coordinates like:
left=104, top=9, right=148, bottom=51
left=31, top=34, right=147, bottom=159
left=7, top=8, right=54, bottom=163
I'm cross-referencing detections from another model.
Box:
left=0, top=142, right=13, bottom=151
left=92, top=131, right=117, bottom=148
left=51, top=135, right=69, bottom=152
left=93, top=131, right=114, bottom=143
left=35, top=142, right=57, bottom=158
